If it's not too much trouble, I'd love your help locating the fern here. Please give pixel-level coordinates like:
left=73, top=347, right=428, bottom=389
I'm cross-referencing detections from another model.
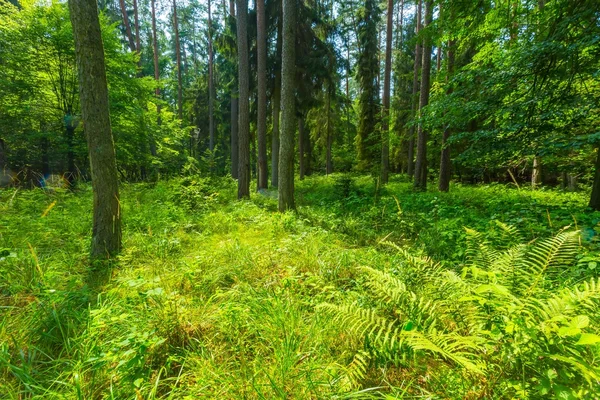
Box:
left=321, top=227, right=600, bottom=397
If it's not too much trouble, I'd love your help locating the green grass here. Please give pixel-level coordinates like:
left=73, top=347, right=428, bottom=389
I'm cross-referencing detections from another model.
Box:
left=1, top=175, right=599, bottom=398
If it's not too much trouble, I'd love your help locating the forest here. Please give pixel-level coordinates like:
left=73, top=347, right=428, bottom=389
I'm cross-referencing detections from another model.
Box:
left=1, top=0, right=600, bottom=398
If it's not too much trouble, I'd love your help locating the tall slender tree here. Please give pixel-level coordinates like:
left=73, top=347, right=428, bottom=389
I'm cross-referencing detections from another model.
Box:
left=438, top=39, right=455, bottom=192
left=278, top=0, right=296, bottom=211
left=69, top=0, right=121, bottom=258
left=271, top=5, right=282, bottom=187
left=356, top=0, right=381, bottom=171
left=407, top=0, right=422, bottom=177
left=208, top=0, right=216, bottom=151
left=381, top=0, right=393, bottom=184
left=229, top=0, right=239, bottom=179
left=118, top=0, right=136, bottom=52
left=413, top=0, right=432, bottom=190
left=173, top=0, right=183, bottom=119
left=256, top=0, right=268, bottom=189
left=236, top=0, right=250, bottom=198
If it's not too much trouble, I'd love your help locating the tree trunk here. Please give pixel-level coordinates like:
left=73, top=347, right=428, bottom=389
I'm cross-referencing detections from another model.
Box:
left=589, top=148, right=600, bottom=210
left=326, top=83, right=333, bottom=174
left=208, top=0, right=216, bottom=151
left=0, top=138, right=5, bottom=172
left=236, top=0, right=250, bottom=199
left=66, top=117, right=76, bottom=184
left=271, top=4, right=283, bottom=188
left=231, top=97, right=239, bottom=179
left=381, top=0, right=393, bottom=184
left=256, top=0, right=268, bottom=189
left=151, top=0, right=160, bottom=159
left=531, top=156, right=542, bottom=189
left=69, top=0, right=121, bottom=258
left=407, top=0, right=422, bottom=178
left=413, top=0, right=432, bottom=191
left=229, top=0, right=238, bottom=179
left=438, top=39, right=455, bottom=192
left=298, top=117, right=305, bottom=180
left=173, top=0, right=183, bottom=120
left=118, top=0, right=136, bottom=52
left=278, top=0, right=296, bottom=211
left=133, top=0, right=141, bottom=53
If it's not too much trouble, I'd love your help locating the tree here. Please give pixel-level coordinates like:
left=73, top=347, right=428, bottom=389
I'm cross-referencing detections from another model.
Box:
left=208, top=0, right=215, bottom=151
left=438, top=39, right=455, bottom=192
left=69, top=0, right=121, bottom=258
left=413, top=0, right=432, bottom=191
left=236, top=0, right=250, bottom=199
left=118, top=0, right=136, bottom=53
left=278, top=0, right=295, bottom=211
left=228, top=0, right=239, bottom=179
left=271, top=8, right=282, bottom=187
left=256, top=0, right=267, bottom=189
left=406, top=0, right=421, bottom=178
left=381, top=0, right=393, bottom=184
left=356, top=0, right=380, bottom=172
left=173, top=0, right=183, bottom=120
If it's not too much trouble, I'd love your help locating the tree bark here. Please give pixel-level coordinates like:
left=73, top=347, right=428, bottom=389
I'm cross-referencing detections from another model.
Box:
left=118, top=0, right=136, bottom=52
left=413, top=0, right=432, bottom=191
left=407, top=0, right=422, bottom=178
left=133, top=0, right=141, bottom=53
left=231, top=97, right=239, bottom=179
left=0, top=138, right=5, bottom=172
left=381, top=0, right=393, bottom=184
left=236, top=0, right=250, bottom=198
left=208, top=0, right=216, bottom=151
left=256, top=0, right=268, bottom=189
left=298, top=117, right=305, bottom=180
left=69, top=0, right=121, bottom=258
left=438, top=40, right=455, bottom=192
left=326, top=83, right=333, bottom=174
left=278, top=0, right=296, bottom=211
left=589, top=148, right=600, bottom=210
left=271, top=4, right=283, bottom=188
left=229, top=0, right=238, bottom=179
left=532, top=156, right=542, bottom=189
left=173, top=0, right=183, bottom=120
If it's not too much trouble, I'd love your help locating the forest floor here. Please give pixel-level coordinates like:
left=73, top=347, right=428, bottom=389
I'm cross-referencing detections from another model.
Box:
left=1, top=175, right=599, bottom=399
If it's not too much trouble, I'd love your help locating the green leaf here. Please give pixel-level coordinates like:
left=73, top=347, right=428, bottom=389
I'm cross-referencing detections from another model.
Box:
left=576, top=333, right=600, bottom=346
left=569, top=315, right=589, bottom=329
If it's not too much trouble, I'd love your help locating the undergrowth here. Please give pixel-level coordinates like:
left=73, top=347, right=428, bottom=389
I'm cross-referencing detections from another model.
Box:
left=1, top=175, right=599, bottom=398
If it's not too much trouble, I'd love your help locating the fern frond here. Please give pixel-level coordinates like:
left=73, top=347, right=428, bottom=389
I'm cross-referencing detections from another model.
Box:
left=520, top=231, right=579, bottom=295
left=402, top=330, right=485, bottom=375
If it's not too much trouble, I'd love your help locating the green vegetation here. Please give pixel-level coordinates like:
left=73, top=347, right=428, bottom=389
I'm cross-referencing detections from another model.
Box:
left=2, top=175, right=599, bottom=398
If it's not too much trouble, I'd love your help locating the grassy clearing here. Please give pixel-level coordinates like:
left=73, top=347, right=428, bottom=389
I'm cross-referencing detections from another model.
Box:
left=1, top=175, right=599, bottom=398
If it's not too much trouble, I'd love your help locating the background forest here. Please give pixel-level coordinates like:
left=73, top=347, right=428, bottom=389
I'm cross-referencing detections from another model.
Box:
left=1, top=0, right=600, bottom=398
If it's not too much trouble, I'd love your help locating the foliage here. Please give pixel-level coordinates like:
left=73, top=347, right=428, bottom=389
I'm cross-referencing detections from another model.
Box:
left=321, top=228, right=600, bottom=398
left=2, top=175, right=599, bottom=398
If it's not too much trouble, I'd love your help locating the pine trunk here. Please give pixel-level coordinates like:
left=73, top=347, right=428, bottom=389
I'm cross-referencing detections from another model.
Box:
left=326, top=84, right=333, bottom=174
left=133, top=0, right=141, bottom=53
left=590, top=148, right=600, bottom=210
left=208, top=0, right=216, bottom=151
left=298, top=117, right=305, bottom=180
left=69, top=0, right=121, bottom=258
left=271, top=4, right=283, bottom=187
left=438, top=40, right=455, bottom=192
left=381, top=0, right=393, bottom=184
left=413, top=0, right=432, bottom=191
left=173, top=0, right=183, bottom=120
left=407, top=0, right=422, bottom=178
left=118, top=0, right=136, bottom=52
left=236, top=0, right=250, bottom=198
left=256, top=0, right=268, bottom=189
left=278, top=0, right=296, bottom=211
